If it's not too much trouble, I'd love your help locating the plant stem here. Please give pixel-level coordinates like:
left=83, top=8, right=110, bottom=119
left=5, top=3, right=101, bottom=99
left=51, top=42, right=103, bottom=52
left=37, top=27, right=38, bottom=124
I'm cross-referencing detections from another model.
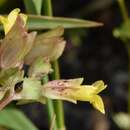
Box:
left=43, top=76, right=58, bottom=130
left=128, top=47, right=130, bottom=114
left=43, top=0, right=66, bottom=129
left=43, top=0, right=53, bottom=16
left=24, top=0, right=58, bottom=129
left=52, top=61, right=65, bottom=130
left=52, top=61, right=60, bottom=79
left=117, top=0, right=129, bottom=21
left=117, top=0, right=130, bottom=114
left=42, top=1, right=58, bottom=130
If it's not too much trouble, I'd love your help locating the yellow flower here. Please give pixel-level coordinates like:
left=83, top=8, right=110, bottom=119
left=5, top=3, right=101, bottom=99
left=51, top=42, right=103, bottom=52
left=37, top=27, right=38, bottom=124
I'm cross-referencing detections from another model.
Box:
left=0, top=8, right=27, bottom=34
left=43, top=78, right=107, bottom=114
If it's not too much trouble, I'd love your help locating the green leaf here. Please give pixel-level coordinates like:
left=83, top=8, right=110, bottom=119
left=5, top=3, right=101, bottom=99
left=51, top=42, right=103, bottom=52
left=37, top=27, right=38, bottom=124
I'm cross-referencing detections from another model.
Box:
left=24, top=0, right=42, bottom=15
left=27, top=15, right=103, bottom=30
left=0, top=108, right=38, bottom=130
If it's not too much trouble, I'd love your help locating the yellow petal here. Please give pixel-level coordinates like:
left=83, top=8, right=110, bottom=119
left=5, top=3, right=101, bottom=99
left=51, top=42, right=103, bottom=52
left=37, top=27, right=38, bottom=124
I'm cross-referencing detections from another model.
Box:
left=92, top=80, right=107, bottom=94
left=43, top=79, right=107, bottom=114
left=0, top=8, right=27, bottom=34
left=90, top=95, right=105, bottom=114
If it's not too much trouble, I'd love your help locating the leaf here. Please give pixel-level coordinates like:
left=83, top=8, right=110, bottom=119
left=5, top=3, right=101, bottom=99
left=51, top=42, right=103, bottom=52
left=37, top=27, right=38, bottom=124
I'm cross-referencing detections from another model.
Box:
left=26, top=15, right=103, bottom=30
left=24, top=0, right=42, bottom=15
left=0, top=108, right=38, bottom=130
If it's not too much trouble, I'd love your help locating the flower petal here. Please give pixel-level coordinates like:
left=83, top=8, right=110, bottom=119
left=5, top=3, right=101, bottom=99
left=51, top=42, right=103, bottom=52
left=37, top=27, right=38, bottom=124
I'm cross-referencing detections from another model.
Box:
left=0, top=16, right=36, bottom=69
left=39, top=26, right=64, bottom=38
left=42, top=78, right=106, bottom=114
left=0, top=8, right=27, bottom=34
left=92, top=80, right=107, bottom=94
left=25, top=27, right=66, bottom=64
left=90, top=95, right=105, bottom=114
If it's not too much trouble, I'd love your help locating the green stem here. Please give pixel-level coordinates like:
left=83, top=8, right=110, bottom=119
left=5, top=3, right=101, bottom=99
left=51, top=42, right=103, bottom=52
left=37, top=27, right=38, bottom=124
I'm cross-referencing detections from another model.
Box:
left=117, top=0, right=130, bottom=114
left=43, top=0, right=53, bottom=16
left=52, top=61, right=65, bottom=130
left=117, top=0, right=129, bottom=22
left=52, top=61, right=60, bottom=79
left=24, top=0, right=58, bottom=129
left=43, top=76, right=58, bottom=130
left=127, top=46, right=130, bottom=114
left=43, top=0, right=65, bottom=129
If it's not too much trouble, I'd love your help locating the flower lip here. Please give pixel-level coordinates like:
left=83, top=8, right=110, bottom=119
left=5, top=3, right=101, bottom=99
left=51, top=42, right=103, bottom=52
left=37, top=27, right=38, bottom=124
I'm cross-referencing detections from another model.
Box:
left=42, top=79, right=107, bottom=114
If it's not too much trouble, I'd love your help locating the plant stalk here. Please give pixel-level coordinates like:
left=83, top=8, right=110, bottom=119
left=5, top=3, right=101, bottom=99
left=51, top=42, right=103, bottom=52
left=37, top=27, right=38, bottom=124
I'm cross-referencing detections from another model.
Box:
left=117, top=0, right=128, bottom=21
left=43, top=76, right=58, bottom=130
left=127, top=46, right=130, bottom=114
left=43, top=0, right=53, bottom=16
left=117, top=0, right=130, bottom=114
left=43, top=0, right=66, bottom=129
left=24, top=0, right=58, bottom=129
left=52, top=61, right=65, bottom=130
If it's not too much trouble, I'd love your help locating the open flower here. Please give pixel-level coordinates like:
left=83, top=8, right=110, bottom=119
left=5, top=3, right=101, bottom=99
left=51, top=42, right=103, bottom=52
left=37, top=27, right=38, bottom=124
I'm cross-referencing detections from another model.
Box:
left=0, top=8, right=27, bottom=34
left=43, top=78, right=107, bottom=114
left=0, top=9, right=65, bottom=67
left=25, top=26, right=66, bottom=64
left=0, top=14, right=36, bottom=69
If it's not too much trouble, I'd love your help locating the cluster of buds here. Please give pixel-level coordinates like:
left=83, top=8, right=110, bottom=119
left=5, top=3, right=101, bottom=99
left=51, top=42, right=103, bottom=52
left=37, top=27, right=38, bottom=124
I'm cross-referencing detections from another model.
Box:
left=0, top=9, right=107, bottom=114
